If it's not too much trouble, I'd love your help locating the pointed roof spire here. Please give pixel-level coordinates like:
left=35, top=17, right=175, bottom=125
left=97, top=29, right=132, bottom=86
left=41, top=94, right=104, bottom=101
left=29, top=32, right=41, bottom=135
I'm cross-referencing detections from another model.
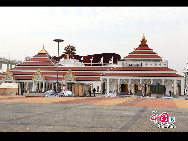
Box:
left=38, top=44, right=48, bottom=54
left=140, top=33, right=147, bottom=44
left=142, top=33, right=145, bottom=40
left=124, top=34, right=162, bottom=60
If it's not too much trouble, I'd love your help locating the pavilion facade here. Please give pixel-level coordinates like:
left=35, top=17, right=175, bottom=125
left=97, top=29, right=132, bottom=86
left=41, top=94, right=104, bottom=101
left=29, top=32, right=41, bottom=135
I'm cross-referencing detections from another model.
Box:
left=0, top=35, right=184, bottom=96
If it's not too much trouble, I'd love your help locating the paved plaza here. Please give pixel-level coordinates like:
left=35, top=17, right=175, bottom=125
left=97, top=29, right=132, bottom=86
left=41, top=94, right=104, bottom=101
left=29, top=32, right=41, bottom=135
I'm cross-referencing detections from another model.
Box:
left=0, top=95, right=188, bottom=132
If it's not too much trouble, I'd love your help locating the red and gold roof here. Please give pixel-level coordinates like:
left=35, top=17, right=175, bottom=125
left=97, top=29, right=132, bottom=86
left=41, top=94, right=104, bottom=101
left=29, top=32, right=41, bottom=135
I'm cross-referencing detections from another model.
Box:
left=124, top=34, right=162, bottom=60
left=0, top=40, right=183, bottom=81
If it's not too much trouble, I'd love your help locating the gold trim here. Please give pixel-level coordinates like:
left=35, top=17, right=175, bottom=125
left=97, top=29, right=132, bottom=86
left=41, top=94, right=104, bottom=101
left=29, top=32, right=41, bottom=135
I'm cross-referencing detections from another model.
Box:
left=32, top=69, right=45, bottom=80
left=63, top=69, right=76, bottom=81
left=2, top=69, right=15, bottom=80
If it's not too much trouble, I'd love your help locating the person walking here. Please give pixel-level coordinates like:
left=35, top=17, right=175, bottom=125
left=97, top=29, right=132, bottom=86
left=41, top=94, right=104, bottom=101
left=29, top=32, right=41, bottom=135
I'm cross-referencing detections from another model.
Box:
left=93, top=88, right=96, bottom=97
left=169, top=90, right=172, bottom=97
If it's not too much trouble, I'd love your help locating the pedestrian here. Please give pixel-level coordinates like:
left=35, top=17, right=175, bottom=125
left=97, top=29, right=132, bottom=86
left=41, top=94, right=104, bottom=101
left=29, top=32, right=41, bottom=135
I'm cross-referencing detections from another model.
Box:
left=169, top=90, right=172, bottom=97
left=93, top=88, right=96, bottom=97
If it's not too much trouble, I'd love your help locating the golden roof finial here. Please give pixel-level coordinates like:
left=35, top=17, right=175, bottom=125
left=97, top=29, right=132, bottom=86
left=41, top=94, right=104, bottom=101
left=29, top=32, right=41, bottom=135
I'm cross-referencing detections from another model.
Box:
left=38, top=44, right=48, bottom=54
left=142, top=33, right=145, bottom=40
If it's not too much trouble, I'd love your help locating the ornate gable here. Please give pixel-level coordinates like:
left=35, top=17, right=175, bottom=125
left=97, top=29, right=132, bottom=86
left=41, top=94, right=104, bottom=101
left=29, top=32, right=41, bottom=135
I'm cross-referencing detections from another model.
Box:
left=63, top=69, right=76, bottom=81
left=32, top=69, right=45, bottom=81
left=2, top=69, right=15, bottom=81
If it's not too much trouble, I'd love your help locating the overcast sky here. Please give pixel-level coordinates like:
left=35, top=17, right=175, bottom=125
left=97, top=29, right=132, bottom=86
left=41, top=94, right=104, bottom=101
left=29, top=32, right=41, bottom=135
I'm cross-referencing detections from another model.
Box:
left=0, top=7, right=188, bottom=75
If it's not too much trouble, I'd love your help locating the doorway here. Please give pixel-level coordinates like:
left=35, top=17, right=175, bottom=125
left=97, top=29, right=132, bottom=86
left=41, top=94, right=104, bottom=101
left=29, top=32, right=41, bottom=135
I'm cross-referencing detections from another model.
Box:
left=134, top=84, right=138, bottom=93
left=66, top=82, right=75, bottom=91
left=121, top=84, right=125, bottom=93
left=121, top=84, right=128, bottom=94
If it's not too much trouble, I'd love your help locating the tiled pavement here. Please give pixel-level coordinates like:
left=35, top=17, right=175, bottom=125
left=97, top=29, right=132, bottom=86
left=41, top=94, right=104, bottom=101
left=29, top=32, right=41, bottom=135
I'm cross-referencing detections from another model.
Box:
left=0, top=95, right=188, bottom=108
left=1, top=95, right=188, bottom=132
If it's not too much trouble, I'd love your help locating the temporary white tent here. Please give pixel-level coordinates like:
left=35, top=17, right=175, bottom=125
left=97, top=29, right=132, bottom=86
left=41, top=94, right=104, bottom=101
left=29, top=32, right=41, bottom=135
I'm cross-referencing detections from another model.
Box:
left=0, top=83, right=18, bottom=88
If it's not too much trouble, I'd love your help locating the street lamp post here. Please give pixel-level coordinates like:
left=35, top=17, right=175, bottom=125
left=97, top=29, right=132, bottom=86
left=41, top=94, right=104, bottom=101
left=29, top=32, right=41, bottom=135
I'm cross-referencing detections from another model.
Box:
left=53, top=39, right=64, bottom=93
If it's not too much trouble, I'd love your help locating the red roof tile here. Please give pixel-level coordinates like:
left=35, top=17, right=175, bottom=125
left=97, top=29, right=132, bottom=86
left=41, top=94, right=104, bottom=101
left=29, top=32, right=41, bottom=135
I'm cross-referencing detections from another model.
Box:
left=129, top=51, right=157, bottom=54
left=11, top=66, right=176, bottom=72
left=102, top=73, right=183, bottom=77
left=76, top=77, right=100, bottom=81
left=135, top=46, right=152, bottom=50
left=11, top=71, right=101, bottom=76
left=18, top=62, right=55, bottom=66
left=33, top=53, right=50, bottom=57
left=27, top=58, right=52, bottom=61
left=124, top=55, right=161, bottom=58
left=124, top=35, right=162, bottom=59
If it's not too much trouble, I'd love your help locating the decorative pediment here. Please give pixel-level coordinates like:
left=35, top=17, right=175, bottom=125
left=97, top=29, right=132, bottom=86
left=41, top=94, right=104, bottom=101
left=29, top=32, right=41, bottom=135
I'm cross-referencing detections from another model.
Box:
left=63, top=69, right=76, bottom=81
left=32, top=69, right=45, bottom=81
left=2, top=69, right=15, bottom=81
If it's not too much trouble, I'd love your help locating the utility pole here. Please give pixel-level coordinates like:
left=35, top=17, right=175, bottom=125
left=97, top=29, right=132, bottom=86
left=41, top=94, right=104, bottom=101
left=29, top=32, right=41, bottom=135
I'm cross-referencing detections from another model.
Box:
left=53, top=39, right=64, bottom=93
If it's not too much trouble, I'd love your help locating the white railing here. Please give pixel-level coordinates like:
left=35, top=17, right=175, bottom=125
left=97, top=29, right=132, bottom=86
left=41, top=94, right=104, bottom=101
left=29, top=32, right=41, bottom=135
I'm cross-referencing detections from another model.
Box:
left=120, top=60, right=168, bottom=67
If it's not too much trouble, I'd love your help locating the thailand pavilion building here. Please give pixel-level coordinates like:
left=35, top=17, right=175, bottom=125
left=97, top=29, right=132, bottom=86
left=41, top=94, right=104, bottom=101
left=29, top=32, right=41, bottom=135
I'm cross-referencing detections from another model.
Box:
left=0, top=34, right=184, bottom=96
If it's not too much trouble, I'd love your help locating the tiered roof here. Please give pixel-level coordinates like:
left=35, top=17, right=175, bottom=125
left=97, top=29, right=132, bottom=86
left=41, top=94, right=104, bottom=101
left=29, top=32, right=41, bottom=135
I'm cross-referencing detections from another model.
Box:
left=0, top=40, right=183, bottom=81
left=124, top=34, right=162, bottom=60
left=18, top=46, right=55, bottom=67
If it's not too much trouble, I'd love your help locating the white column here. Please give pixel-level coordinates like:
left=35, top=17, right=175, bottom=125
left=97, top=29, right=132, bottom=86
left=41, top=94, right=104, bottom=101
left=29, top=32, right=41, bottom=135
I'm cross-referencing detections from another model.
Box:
left=7, top=64, right=9, bottom=70
left=107, top=78, right=109, bottom=94
left=151, top=79, right=153, bottom=84
left=129, top=79, right=131, bottom=94
left=174, top=79, right=177, bottom=95
left=48, top=82, right=51, bottom=90
left=27, top=82, right=29, bottom=92
left=162, top=79, right=164, bottom=85
left=132, top=83, right=135, bottom=95
left=52, top=83, right=54, bottom=91
left=140, top=78, right=142, bottom=88
left=25, top=82, right=27, bottom=93
left=118, top=78, right=120, bottom=94
left=0, top=63, right=2, bottom=70
left=18, top=83, right=21, bottom=95
left=181, top=79, right=184, bottom=96
left=42, top=82, right=45, bottom=92
left=38, top=82, right=40, bottom=92
left=46, top=82, right=48, bottom=91
left=32, top=82, right=35, bottom=92
left=55, top=83, right=58, bottom=92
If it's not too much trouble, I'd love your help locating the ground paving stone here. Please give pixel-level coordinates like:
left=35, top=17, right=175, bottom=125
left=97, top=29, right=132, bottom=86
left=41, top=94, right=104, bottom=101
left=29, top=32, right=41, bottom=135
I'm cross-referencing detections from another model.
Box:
left=1, top=96, right=188, bottom=132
